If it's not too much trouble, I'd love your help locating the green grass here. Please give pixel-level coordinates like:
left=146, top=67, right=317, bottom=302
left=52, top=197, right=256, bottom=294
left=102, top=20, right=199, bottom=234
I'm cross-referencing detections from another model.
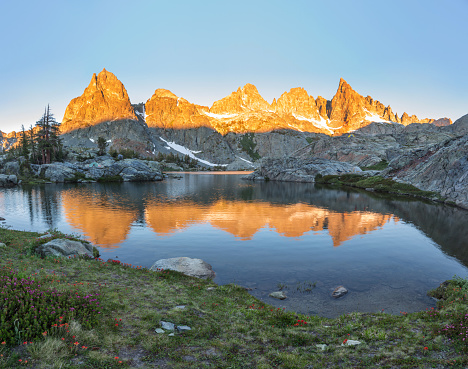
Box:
left=360, top=159, right=389, bottom=171
left=0, top=227, right=467, bottom=368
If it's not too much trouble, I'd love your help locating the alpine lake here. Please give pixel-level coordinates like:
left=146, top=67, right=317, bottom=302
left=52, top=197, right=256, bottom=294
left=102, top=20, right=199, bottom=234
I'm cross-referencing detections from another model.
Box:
left=1, top=172, right=468, bottom=318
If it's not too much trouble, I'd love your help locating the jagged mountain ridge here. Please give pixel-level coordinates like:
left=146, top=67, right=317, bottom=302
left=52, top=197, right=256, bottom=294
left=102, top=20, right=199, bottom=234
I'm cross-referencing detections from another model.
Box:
left=60, top=69, right=451, bottom=136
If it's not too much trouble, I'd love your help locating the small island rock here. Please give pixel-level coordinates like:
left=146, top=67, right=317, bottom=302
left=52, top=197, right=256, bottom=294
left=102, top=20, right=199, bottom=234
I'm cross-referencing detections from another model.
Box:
left=332, top=286, right=348, bottom=298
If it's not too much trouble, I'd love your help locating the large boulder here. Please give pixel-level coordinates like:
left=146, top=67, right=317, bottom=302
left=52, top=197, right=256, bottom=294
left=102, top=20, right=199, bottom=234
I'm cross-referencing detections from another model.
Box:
left=2, top=161, right=20, bottom=175
left=150, top=257, right=215, bottom=279
left=243, top=157, right=362, bottom=182
left=41, top=163, right=77, bottom=182
left=36, top=238, right=95, bottom=258
left=0, top=174, right=18, bottom=187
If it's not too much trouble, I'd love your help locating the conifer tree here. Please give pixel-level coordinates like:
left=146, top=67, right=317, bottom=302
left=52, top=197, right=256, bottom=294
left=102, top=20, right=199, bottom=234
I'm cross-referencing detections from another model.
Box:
left=20, top=125, right=30, bottom=158
left=35, top=105, right=61, bottom=164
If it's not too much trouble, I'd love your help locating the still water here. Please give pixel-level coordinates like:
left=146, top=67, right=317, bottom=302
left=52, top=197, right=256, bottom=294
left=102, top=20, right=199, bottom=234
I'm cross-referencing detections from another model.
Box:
left=1, top=173, right=468, bottom=318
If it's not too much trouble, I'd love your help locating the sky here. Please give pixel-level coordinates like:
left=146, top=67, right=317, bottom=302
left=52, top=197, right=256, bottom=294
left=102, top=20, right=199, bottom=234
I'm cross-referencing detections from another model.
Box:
left=1, top=0, right=467, bottom=133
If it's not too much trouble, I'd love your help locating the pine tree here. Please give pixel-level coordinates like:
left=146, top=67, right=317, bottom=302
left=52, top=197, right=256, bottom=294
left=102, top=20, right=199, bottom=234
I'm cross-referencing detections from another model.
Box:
left=97, top=137, right=108, bottom=156
left=35, top=105, right=61, bottom=164
left=20, top=125, right=30, bottom=158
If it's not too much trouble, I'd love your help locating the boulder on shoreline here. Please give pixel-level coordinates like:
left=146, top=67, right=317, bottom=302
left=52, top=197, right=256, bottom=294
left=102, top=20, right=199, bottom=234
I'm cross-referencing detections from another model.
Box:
left=36, top=238, right=96, bottom=258
left=150, top=257, right=215, bottom=279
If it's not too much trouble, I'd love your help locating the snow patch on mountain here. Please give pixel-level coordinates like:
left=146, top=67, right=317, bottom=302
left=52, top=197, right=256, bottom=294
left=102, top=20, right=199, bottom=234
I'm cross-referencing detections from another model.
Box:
left=292, top=113, right=333, bottom=133
left=203, top=111, right=238, bottom=119
left=159, top=137, right=227, bottom=167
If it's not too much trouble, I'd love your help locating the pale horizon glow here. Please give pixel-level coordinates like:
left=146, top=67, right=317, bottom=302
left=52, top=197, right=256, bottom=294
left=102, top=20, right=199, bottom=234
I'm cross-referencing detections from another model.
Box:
left=1, top=0, right=467, bottom=133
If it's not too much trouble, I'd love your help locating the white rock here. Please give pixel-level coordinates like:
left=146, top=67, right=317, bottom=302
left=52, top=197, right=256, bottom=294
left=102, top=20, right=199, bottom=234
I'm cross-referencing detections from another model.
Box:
left=150, top=257, right=215, bottom=279
left=342, top=339, right=361, bottom=346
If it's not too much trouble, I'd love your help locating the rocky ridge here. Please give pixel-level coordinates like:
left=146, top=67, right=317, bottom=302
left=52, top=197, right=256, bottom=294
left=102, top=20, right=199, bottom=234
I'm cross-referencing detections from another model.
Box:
left=58, top=70, right=449, bottom=139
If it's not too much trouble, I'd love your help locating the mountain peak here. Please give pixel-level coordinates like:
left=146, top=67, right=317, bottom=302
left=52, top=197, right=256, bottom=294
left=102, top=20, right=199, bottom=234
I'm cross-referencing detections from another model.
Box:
left=211, top=83, right=270, bottom=114
left=61, top=70, right=137, bottom=133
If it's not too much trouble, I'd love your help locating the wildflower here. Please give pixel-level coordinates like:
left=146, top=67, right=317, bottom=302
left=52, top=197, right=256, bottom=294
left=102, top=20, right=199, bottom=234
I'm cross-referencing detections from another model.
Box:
left=343, top=339, right=348, bottom=344
left=424, top=347, right=428, bottom=350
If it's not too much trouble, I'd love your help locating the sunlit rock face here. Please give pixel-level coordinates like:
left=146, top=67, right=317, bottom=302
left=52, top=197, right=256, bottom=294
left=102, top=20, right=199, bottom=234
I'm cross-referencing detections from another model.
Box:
left=145, top=89, right=212, bottom=130
left=61, top=69, right=137, bottom=133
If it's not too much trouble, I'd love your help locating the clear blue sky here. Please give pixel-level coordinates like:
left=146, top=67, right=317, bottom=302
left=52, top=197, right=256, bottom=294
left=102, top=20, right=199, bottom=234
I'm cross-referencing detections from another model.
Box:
left=1, top=0, right=467, bottom=132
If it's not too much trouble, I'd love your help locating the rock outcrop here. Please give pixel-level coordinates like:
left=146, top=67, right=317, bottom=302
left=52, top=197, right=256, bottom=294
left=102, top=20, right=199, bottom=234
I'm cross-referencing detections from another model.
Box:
left=381, top=134, right=468, bottom=209
left=61, top=69, right=137, bottom=133
left=243, top=157, right=362, bottom=182
left=27, top=156, right=163, bottom=183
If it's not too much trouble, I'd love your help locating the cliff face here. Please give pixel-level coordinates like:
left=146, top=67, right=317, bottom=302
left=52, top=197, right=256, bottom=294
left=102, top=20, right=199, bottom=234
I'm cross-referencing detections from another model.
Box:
left=60, top=69, right=137, bottom=133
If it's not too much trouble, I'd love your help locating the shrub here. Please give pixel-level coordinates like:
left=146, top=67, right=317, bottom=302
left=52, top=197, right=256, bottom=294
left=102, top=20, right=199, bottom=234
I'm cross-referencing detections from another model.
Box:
left=0, top=271, right=101, bottom=345
left=240, top=133, right=261, bottom=161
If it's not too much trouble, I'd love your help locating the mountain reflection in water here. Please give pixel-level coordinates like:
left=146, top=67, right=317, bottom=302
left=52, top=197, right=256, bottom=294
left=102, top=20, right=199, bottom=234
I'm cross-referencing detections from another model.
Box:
left=63, top=191, right=394, bottom=247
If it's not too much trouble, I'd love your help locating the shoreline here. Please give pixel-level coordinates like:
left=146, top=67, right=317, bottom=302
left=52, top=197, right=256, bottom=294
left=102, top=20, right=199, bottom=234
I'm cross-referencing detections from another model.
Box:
left=0, top=227, right=467, bottom=367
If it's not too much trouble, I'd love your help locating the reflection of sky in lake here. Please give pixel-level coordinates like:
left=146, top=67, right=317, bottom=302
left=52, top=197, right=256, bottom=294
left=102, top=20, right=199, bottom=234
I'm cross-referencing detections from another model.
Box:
left=1, top=174, right=468, bottom=317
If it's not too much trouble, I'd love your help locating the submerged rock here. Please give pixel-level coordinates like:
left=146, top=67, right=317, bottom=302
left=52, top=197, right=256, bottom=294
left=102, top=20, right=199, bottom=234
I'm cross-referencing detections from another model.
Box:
left=332, top=286, right=348, bottom=298
left=150, top=257, right=215, bottom=279
left=269, top=291, right=287, bottom=300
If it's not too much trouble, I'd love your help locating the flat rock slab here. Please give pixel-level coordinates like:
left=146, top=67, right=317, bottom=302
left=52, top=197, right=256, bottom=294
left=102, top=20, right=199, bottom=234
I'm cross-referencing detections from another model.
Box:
left=176, top=325, right=192, bottom=333
left=160, top=321, right=175, bottom=331
left=150, top=257, right=215, bottom=279
left=332, top=286, right=348, bottom=298
left=36, top=238, right=94, bottom=258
